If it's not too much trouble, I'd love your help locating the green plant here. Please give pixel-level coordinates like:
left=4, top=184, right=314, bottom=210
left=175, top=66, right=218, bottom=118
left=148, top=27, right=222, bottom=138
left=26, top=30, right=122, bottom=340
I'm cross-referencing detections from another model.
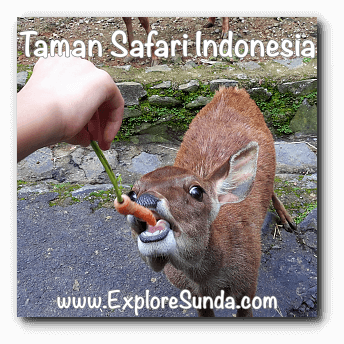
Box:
left=295, top=201, right=317, bottom=224
left=255, top=88, right=317, bottom=135
left=115, top=82, right=215, bottom=141
left=114, top=80, right=317, bottom=139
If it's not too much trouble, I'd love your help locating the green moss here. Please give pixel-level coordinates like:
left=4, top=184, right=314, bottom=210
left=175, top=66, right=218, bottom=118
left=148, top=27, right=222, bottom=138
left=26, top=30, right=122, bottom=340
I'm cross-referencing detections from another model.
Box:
left=115, top=81, right=215, bottom=141
left=114, top=79, right=317, bottom=141
left=294, top=201, right=317, bottom=224
left=84, top=189, right=117, bottom=210
left=49, top=182, right=83, bottom=206
left=273, top=175, right=317, bottom=226
left=274, top=176, right=283, bottom=184
left=255, top=86, right=317, bottom=136
left=17, top=180, right=29, bottom=190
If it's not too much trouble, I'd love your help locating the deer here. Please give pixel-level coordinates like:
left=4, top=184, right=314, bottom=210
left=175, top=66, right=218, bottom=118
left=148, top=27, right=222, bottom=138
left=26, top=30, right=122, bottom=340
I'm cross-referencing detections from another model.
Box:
left=126, top=86, right=296, bottom=317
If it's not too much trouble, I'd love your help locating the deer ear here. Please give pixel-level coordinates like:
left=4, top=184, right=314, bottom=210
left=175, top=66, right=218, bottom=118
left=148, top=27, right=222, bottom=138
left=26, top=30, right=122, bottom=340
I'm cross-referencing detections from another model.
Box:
left=208, top=141, right=259, bottom=204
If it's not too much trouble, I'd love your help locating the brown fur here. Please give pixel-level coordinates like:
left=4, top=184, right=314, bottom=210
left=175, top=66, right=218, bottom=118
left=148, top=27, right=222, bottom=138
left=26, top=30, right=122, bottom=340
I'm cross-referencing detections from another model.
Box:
left=169, top=87, right=274, bottom=316
left=129, top=87, right=293, bottom=317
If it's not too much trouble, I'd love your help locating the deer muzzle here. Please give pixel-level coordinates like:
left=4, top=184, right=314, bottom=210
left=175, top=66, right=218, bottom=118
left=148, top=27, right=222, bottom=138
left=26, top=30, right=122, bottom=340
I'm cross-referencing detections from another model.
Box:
left=127, top=193, right=178, bottom=261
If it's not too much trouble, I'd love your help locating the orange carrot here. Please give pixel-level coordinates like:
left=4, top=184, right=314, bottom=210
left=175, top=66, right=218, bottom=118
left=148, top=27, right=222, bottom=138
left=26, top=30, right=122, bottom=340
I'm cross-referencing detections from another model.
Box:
left=114, top=194, right=157, bottom=226
left=89, top=140, right=156, bottom=226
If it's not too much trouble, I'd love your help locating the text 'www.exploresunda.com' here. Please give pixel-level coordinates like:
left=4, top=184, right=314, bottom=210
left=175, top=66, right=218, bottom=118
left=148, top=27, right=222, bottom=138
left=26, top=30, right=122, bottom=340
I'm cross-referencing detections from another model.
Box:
left=56, top=289, right=278, bottom=315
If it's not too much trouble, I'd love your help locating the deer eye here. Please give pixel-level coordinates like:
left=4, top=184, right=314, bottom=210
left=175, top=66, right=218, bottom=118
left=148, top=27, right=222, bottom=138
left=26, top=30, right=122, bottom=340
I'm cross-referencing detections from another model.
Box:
left=189, top=186, right=204, bottom=202
left=128, top=190, right=138, bottom=202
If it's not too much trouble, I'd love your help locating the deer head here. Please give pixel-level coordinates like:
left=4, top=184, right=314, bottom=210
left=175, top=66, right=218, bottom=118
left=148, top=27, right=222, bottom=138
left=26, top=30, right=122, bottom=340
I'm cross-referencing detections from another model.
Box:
left=127, top=141, right=259, bottom=273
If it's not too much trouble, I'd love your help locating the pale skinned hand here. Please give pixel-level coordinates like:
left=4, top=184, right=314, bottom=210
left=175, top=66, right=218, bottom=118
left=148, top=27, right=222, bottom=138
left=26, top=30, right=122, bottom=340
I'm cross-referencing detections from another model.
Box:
left=17, top=55, right=124, bottom=162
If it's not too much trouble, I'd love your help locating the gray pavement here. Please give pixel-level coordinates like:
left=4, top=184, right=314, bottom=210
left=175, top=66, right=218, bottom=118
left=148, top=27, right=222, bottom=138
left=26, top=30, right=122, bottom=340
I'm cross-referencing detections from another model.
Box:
left=17, top=193, right=317, bottom=317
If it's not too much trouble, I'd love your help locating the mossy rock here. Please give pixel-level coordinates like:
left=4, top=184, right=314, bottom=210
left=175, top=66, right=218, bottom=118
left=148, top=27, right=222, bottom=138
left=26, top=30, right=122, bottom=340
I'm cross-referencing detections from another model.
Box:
left=289, top=100, right=317, bottom=134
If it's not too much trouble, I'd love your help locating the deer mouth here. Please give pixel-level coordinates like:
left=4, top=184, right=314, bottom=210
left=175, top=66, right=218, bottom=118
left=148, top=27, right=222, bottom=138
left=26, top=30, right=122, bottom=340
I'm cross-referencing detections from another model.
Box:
left=128, top=206, right=180, bottom=238
left=139, top=219, right=171, bottom=243
left=126, top=198, right=179, bottom=270
left=137, top=219, right=177, bottom=261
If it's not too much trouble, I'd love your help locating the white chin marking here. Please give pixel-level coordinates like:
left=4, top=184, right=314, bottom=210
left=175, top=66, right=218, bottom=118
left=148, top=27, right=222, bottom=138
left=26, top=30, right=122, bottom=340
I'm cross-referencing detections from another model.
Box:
left=138, top=229, right=176, bottom=258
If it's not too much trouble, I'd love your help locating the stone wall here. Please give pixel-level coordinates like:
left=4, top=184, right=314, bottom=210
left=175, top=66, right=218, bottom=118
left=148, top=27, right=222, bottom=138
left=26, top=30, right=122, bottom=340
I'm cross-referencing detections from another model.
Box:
left=17, top=57, right=318, bottom=140
left=116, top=77, right=317, bottom=142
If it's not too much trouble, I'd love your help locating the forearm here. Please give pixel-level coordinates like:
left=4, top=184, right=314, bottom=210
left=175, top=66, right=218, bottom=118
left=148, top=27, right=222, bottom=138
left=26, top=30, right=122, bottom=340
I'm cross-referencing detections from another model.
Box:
left=17, top=87, right=62, bottom=162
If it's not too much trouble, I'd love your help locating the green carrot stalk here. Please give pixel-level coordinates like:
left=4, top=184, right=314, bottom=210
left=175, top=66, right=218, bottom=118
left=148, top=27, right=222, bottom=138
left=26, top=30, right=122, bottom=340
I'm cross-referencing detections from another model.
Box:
left=90, top=140, right=123, bottom=203
left=90, top=140, right=157, bottom=226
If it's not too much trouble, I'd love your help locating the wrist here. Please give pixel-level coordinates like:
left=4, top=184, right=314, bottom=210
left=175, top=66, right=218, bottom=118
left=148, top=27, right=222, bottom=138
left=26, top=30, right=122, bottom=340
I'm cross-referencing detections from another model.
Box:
left=17, top=86, right=63, bottom=161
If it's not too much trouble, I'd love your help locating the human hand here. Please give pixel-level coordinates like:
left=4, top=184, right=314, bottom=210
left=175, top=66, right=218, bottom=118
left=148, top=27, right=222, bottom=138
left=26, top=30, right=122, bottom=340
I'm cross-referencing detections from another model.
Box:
left=17, top=55, right=124, bottom=161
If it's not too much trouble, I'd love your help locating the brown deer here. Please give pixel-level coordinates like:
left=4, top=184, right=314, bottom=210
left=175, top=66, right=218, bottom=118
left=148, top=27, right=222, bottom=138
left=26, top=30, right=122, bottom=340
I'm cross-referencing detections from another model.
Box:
left=126, top=87, right=295, bottom=317
left=122, top=17, right=158, bottom=66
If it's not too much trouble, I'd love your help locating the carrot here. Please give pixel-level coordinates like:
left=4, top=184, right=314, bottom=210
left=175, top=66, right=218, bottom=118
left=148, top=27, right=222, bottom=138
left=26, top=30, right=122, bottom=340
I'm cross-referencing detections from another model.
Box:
left=90, top=140, right=156, bottom=226
left=114, top=194, right=157, bottom=226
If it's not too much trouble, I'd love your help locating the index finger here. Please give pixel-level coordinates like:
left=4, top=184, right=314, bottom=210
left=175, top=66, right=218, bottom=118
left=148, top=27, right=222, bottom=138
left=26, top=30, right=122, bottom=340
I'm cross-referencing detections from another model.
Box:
left=98, top=75, right=125, bottom=150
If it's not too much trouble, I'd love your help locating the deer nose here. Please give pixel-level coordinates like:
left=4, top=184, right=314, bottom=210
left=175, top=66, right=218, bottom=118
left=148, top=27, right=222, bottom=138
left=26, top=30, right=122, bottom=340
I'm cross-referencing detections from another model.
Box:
left=136, top=193, right=160, bottom=209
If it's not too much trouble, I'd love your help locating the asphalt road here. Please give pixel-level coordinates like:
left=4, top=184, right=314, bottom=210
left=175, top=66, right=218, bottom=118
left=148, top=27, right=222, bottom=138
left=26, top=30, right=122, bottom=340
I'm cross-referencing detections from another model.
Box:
left=17, top=191, right=317, bottom=318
